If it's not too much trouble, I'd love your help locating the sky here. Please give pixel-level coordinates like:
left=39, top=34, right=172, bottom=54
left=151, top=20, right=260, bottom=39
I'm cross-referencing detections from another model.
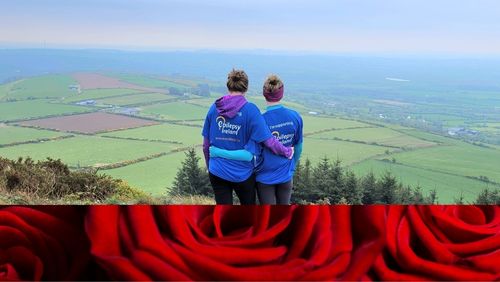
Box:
left=1, top=0, right=500, bottom=55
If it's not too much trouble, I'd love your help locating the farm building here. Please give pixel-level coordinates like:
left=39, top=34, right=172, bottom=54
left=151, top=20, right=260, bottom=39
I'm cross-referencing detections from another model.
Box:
left=447, top=127, right=478, bottom=136
left=75, top=100, right=96, bottom=106
left=68, top=84, right=81, bottom=94
left=119, top=107, right=140, bottom=115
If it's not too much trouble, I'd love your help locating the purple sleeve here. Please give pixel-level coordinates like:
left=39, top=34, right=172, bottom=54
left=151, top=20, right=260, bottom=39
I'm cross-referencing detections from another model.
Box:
left=203, top=137, right=210, bottom=168
left=263, top=137, right=293, bottom=159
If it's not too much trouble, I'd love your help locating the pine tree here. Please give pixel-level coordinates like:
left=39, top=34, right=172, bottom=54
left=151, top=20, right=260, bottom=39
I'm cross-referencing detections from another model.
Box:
left=303, top=159, right=313, bottom=192
left=425, top=189, right=438, bottom=204
left=343, top=170, right=362, bottom=204
left=454, top=192, right=465, bottom=204
left=377, top=172, right=398, bottom=204
left=312, top=157, right=335, bottom=202
left=170, top=148, right=212, bottom=197
left=395, top=185, right=413, bottom=204
left=411, top=185, right=425, bottom=204
left=361, top=171, right=378, bottom=204
left=292, top=160, right=304, bottom=202
left=475, top=188, right=500, bottom=204
left=292, top=158, right=315, bottom=203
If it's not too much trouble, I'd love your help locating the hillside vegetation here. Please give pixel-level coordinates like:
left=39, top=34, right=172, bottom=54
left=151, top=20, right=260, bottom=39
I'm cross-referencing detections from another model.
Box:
left=0, top=157, right=151, bottom=204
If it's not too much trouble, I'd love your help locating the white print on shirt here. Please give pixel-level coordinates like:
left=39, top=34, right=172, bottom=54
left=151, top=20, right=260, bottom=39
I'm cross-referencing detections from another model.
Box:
left=269, top=121, right=294, bottom=130
left=216, top=116, right=242, bottom=136
left=272, top=131, right=295, bottom=145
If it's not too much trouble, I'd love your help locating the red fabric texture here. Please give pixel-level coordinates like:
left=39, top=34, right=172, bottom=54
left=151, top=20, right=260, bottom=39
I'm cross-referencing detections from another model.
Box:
left=0, top=206, right=90, bottom=281
left=85, top=205, right=386, bottom=281
left=1, top=205, right=498, bottom=281
left=373, top=205, right=500, bottom=281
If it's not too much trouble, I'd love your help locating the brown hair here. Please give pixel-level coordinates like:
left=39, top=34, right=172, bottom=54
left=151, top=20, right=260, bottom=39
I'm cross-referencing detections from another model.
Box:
left=226, top=69, right=249, bottom=93
left=263, top=74, right=283, bottom=93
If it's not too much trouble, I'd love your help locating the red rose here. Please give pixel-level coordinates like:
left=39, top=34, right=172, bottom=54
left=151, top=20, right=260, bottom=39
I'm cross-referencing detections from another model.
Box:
left=0, top=206, right=90, bottom=281
left=373, top=205, right=500, bottom=281
left=85, top=205, right=385, bottom=281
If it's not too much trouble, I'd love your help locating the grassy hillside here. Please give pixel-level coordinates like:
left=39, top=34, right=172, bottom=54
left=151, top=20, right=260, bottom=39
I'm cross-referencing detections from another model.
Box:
left=0, top=125, right=69, bottom=145
left=0, top=100, right=90, bottom=122
left=0, top=74, right=77, bottom=100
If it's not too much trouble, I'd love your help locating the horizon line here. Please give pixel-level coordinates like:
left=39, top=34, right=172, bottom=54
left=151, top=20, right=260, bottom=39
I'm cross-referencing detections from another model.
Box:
left=2, top=44, right=500, bottom=59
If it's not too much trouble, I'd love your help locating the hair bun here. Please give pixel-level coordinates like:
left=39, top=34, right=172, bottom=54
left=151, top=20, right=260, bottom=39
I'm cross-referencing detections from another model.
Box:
left=230, top=70, right=246, bottom=82
left=267, top=75, right=279, bottom=86
left=226, top=69, right=249, bottom=92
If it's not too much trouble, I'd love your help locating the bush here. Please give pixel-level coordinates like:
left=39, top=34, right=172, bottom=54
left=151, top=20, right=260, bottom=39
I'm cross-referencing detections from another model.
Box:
left=0, top=157, right=145, bottom=204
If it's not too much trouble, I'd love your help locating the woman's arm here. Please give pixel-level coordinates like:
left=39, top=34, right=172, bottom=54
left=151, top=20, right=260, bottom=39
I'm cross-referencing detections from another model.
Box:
left=210, top=146, right=253, bottom=161
left=262, top=137, right=294, bottom=159
left=202, top=137, right=210, bottom=168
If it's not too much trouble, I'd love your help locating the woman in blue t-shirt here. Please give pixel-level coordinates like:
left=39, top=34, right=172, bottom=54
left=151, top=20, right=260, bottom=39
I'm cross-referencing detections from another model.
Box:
left=210, top=74, right=303, bottom=204
left=202, top=70, right=294, bottom=205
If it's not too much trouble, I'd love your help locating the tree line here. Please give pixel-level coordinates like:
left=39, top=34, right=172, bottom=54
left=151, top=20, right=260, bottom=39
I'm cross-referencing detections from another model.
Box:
left=171, top=148, right=500, bottom=205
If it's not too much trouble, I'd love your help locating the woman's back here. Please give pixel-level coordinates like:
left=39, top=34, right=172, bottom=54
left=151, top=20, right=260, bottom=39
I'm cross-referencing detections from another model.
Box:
left=203, top=97, right=271, bottom=182
left=256, top=105, right=303, bottom=185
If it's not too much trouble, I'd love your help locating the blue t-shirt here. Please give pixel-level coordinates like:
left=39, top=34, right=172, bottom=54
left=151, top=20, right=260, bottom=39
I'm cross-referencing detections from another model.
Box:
left=202, top=102, right=272, bottom=182
left=255, top=105, right=303, bottom=185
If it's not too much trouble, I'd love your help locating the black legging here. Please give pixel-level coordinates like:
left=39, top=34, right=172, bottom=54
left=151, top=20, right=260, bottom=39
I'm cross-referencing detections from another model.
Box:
left=208, top=173, right=256, bottom=205
left=257, top=180, right=293, bottom=205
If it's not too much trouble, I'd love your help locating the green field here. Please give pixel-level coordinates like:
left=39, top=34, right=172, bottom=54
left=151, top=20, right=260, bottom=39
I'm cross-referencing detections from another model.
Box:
left=0, top=125, right=69, bottom=145
left=384, top=144, right=500, bottom=183
left=100, top=123, right=202, bottom=145
left=95, top=93, right=176, bottom=106
left=62, top=88, right=144, bottom=103
left=302, top=115, right=371, bottom=133
left=0, top=83, right=11, bottom=100
left=0, top=75, right=77, bottom=100
left=302, top=138, right=395, bottom=164
left=247, top=96, right=309, bottom=112
left=139, top=101, right=207, bottom=120
left=351, top=159, right=489, bottom=203
left=111, top=74, right=188, bottom=90
left=0, top=136, right=174, bottom=167
left=397, top=129, right=461, bottom=145
left=104, top=151, right=189, bottom=195
left=184, top=98, right=215, bottom=107
left=471, top=122, right=500, bottom=134
left=312, top=127, right=436, bottom=148
left=173, top=120, right=204, bottom=127
left=0, top=100, right=91, bottom=122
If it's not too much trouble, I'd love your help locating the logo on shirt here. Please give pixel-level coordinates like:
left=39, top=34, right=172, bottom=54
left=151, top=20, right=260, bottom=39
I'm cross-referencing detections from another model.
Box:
left=271, top=130, right=294, bottom=145
left=216, top=116, right=242, bottom=136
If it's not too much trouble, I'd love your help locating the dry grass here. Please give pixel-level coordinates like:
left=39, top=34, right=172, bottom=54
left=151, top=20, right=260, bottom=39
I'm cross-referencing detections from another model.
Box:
left=165, top=194, right=216, bottom=205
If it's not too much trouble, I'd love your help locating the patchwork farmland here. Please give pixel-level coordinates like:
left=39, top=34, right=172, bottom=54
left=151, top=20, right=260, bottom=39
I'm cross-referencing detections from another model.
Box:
left=19, top=112, right=158, bottom=134
left=1, top=72, right=498, bottom=202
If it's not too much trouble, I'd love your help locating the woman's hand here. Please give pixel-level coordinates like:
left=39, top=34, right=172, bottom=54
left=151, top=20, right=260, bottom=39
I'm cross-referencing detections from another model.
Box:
left=288, top=146, right=295, bottom=160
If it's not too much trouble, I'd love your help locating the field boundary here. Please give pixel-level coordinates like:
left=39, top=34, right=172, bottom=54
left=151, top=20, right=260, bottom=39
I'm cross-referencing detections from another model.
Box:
left=307, top=136, right=404, bottom=149
left=99, top=135, right=183, bottom=145
left=303, top=126, right=375, bottom=137
left=0, top=134, right=75, bottom=148
left=2, top=109, right=96, bottom=123
left=87, top=145, right=202, bottom=171
left=368, top=159, right=500, bottom=191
